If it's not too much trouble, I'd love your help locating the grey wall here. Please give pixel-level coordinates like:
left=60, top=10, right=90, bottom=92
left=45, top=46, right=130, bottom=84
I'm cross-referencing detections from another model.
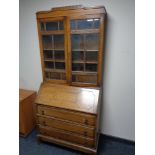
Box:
left=19, top=0, right=135, bottom=141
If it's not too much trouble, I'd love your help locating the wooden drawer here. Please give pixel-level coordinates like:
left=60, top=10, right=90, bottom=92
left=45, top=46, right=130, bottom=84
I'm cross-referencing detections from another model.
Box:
left=37, top=105, right=96, bottom=126
left=38, top=125, right=95, bottom=148
left=37, top=116, right=95, bottom=138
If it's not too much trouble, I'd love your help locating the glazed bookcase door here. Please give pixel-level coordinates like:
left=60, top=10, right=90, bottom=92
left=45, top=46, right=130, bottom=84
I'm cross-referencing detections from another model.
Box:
left=70, top=16, right=101, bottom=86
left=39, top=17, right=67, bottom=83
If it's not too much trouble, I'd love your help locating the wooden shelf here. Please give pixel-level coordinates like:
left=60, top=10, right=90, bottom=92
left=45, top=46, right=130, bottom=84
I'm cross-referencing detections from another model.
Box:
left=45, top=68, right=66, bottom=73
left=41, top=30, right=64, bottom=35
left=72, top=60, right=84, bottom=63
left=85, top=50, right=98, bottom=52
left=71, top=29, right=99, bottom=34
left=44, top=49, right=64, bottom=51
left=55, top=59, right=65, bottom=62
left=72, top=71, right=97, bottom=75
left=72, top=60, right=98, bottom=64
left=86, top=61, right=98, bottom=64
left=72, top=49, right=84, bottom=51
left=72, top=49, right=98, bottom=52
left=44, top=59, right=53, bottom=62
left=44, top=59, right=65, bottom=62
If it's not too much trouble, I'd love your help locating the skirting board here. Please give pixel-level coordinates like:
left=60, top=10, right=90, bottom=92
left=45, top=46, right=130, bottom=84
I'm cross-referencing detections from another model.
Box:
left=101, top=134, right=135, bottom=145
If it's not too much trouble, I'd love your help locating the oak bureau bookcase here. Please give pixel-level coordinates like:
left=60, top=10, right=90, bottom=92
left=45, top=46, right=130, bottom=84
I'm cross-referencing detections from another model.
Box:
left=35, top=5, right=106, bottom=154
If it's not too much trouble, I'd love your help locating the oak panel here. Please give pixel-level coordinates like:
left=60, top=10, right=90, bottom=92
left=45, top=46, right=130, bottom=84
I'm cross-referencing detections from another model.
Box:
left=37, top=115, right=95, bottom=138
left=38, top=125, right=95, bottom=148
left=35, top=83, right=99, bottom=114
left=37, top=105, right=96, bottom=126
left=38, top=134, right=97, bottom=154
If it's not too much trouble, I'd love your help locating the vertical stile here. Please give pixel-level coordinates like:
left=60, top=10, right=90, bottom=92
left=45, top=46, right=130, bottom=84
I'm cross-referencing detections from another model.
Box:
left=83, top=34, right=86, bottom=72
left=37, top=19, right=45, bottom=81
left=97, top=15, right=104, bottom=86
left=65, top=17, right=72, bottom=84
left=44, top=22, right=46, bottom=31
left=75, top=20, right=78, bottom=30
left=52, top=35, right=55, bottom=69
left=58, top=21, right=60, bottom=30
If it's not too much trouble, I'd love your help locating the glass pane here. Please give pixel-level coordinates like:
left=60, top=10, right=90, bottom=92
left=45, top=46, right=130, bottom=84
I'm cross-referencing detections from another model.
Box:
left=85, top=34, right=99, bottom=50
left=70, top=19, right=100, bottom=30
left=77, top=19, right=93, bottom=29
left=46, top=22, right=58, bottom=31
left=42, top=36, right=52, bottom=49
left=72, top=63, right=84, bottom=71
left=44, top=50, right=53, bottom=59
left=44, top=62, right=54, bottom=69
left=86, top=51, right=98, bottom=61
left=94, top=19, right=100, bottom=28
left=71, top=34, right=84, bottom=50
left=86, top=64, right=97, bottom=72
left=54, top=51, right=64, bottom=60
left=53, top=35, right=64, bottom=49
left=70, top=20, right=76, bottom=30
left=72, top=51, right=84, bottom=61
left=59, top=21, right=64, bottom=30
left=55, top=62, right=65, bottom=69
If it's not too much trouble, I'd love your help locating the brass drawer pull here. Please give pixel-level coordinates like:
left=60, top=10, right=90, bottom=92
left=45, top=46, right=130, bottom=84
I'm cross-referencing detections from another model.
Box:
left=43, top=121, right=47, bottom=126
left=84, top=131, right=87, bottom=136
left=41, top=110, right=45, bottom=115
left=84, top=119, right=88, bottom=125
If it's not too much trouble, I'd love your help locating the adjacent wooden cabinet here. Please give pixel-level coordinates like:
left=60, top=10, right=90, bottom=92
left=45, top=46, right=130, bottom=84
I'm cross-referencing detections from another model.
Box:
left=19, top=89, right=36, bottom=137
left=36, top=5, right=106, bottom=154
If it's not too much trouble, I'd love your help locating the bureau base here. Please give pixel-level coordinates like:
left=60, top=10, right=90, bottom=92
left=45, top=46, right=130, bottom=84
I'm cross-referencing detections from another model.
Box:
left=37, top=134, right=97, bottom=155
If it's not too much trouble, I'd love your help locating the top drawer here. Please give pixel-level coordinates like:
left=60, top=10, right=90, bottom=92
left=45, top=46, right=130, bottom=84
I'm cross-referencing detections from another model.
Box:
left=37, top=105, right=96, bottom=126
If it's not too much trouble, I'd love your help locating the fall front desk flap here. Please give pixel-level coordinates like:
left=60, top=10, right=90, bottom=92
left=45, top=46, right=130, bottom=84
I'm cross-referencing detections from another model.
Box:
left=35, top=83, right=100, bottom=114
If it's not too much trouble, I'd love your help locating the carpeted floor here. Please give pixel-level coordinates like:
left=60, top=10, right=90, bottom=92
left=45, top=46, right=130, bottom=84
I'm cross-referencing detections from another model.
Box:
left=19, top=130, right=135, bottom=155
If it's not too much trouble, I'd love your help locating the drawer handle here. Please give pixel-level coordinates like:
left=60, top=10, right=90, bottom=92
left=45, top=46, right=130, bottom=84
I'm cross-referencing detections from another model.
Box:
left=84, top=131, right=87, bottom=136
left=84, top=119, right=88, bottom=125
left=41, top=111, right=45, bottom=115
left=43, top=121, right=46, bottom=126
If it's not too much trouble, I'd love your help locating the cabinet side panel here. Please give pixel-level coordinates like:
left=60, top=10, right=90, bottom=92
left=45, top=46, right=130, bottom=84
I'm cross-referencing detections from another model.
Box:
left=97, top=15, right=105, bottom=86
left=37, top=19, right=45, bottom=81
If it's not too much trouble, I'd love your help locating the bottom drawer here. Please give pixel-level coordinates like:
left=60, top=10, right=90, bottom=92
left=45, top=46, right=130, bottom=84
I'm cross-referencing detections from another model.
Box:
left=38, top=125, right=95, bottom=148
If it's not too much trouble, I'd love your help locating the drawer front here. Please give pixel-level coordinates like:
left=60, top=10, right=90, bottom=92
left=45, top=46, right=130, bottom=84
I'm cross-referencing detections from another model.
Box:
left=38, top=125, right=95, bottom=148
left=37, top=116, right=95, bottom=138
left=37, top=105, right=96, bottom=126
